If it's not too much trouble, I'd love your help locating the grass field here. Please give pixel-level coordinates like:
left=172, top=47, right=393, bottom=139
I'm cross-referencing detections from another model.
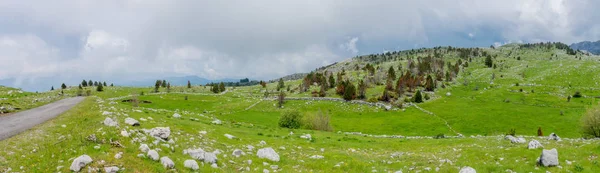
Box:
left=1, top=44, right=600, bottom=172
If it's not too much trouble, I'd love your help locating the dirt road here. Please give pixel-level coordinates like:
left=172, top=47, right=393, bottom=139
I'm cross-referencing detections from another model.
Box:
left=0, top=97, right=85, bottom=141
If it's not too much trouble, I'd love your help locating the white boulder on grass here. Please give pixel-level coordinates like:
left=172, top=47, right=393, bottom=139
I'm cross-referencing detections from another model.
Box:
left=232, top=149, right=244, bottom=157
left=537, top=148, right=559, bottom=167
left=224, top=134, right=235, bottom=139
left=124, top=118, right=140, bottom=126
left=70, top=155, right=93, bottom=172
left=309, top=155, right=324, bottom=159
left=300, top=134, right=312, bottom=140
left=257, top=148, right=280, bottom=162
left=103, top=117, right=118, bottom=127
left=212, top=119, right=222, bottom=125
left=104, top=166, right=119, bottom=173
left=548, top=133, right=561, bottom=141
left=184, top=148, right=205, bottom=160
left=459, top=166, right=476, bottom=173
left=184, top=160, right=199, bottom=170
left=150, top=127, right=171, bottom=140
left=528, top=140, right=543, bottom=149
left=173, top=113, right=181, bottom=118
left=139, top=144, right=150, bottom=153
left=148, top=150, right=160, bottom=161
left=203, top=152, right=218, bottom=164
left=120, top=130, right=130, bottom=137
left=160, top=157, right=175, bottom=168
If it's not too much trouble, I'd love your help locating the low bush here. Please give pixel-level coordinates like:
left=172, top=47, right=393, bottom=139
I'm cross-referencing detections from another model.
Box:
left=278, top=110, right=302, bottom=129
left=573, top=91, right=582, bottom=98
left=582, top=108, right=600, bottom=138
left=304, top=111, right=333, bottom=132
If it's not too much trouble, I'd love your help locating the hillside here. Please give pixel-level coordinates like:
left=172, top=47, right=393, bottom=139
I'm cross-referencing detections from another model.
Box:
left=1, top=42, right=600, bottom=172
left=571, top=40, right=600, bottom=55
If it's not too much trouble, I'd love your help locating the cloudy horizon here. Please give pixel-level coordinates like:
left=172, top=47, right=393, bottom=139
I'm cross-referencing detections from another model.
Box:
left=1, top=0, right=599, bottom=91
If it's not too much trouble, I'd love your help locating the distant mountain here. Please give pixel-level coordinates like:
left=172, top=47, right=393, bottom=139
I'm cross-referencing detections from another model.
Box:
left=570, top=40, right=600, bottom=55
left=0, top=75, right=242, bottom=92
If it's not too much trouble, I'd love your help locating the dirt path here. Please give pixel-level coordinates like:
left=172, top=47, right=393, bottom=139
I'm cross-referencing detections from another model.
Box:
left=0, top=97, right=85, bottom=141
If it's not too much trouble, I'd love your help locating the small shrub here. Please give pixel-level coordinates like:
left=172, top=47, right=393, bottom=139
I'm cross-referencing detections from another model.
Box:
left=76, top=89, right=83, bottom=96
left=506, top=128, right=516, bottom=136
left=515, top=82, right=519, bottom=86
left=413, top=90, right=423, bottom=103
left=131, top=94, right=139, bottom=107
left=537, top=127, right=543, bottom=136
left=140, top=91, right=145, bottom=96
left=184, top=96, right=188, bottom=100
left=257, top=132, right=264, bottom=136
left=434, top=133, right=445, bottom=139
left=304, top=111, right=333, bottom=132
left=574, top=164, right=584, bottom=172
left=424, top=93, right=430, bottom=100
left=86, top=90, right=92, bottom=96
left=573, top=91, right=582, bottom=98
left=278, top=110, right=302, bottom=129
left=582, top=108, right=600, bottom=138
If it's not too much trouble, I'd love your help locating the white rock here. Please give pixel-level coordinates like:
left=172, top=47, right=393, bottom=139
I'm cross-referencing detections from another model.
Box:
left=459, top=166, right=476, bottom=173
left=309, top=155, right=324, bottom=159
left=124, top=118, right=140, bottom=126
left=102, top=111, right=113, bottom=116
left=120, top=130, right=130, bottom=137
left=257, top=147, right=280, bottom=162
left=103, top=117, right=118, bottom=127
left=259, top=140, right=267, bottom=145
left=160, top=156, right=175, bottom=169
left=232, top=149, right=244, bottom=157
left=300, top=134, right=312, bottom=140
left=537, top=148, right=559, bottom=167
left=139, top=144, right=150, bottom=153
left=61, top=124, right=67, bottom=128
left=70, top=155, right=93, bottom=172
left=114, top=152, right=123, bottom=159
left=212, top=119, right=222, bottom=125
left=204, top=152, right=218, bottom=164
left=270, top=165, right=279, bottom=170
left=263, top=169, right=270, bottom=173
left=224, top=134, right=235, bottom=139
left=505, top=135, right=526, bottom=144
left=247, top=145, right=255, bottom=151
left=548, top=133, right=561, bottom=141
left=104, top=166, right=119, bottom=173
left=184, top=160, right=199, bottom=170
left=528, top=140, right=543, bottom=149
left=446, top=92, right=451, bottom=96
left=172, top=113, right=181, bottom=118
left=150, top=127, right=171, bottom=140
left=184, top=148, right=205, bottom=160
left=148, top=150, right=160, bottom=161
left=211, top=163, right=218, bottom=168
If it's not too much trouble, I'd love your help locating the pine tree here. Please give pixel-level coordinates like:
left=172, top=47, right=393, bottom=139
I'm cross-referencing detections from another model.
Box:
left=96, top=84, right=104, bottom=92
left=413, top=90, right=423, bottom=103
left=103, top=82, right=107, bottom=86
left=219, top=82, right=225, bottom=92
left=51, top=86, right=54, bottom=91
left=78, top=84, right=83, bottom=90
left=388, top=66, right=396, bottom=80
left=425, top=75, right=435, bottom=91
left=93, top=81, right=98, bottom=86
left=329, top=75, right=336, bottom=88
left=167, top=82, right=171, bottom=92
left=81, top=80, right=88, bottom=87
left=277, top=78, right=285, bottom=91
left=358, top=80, right=367, bottom=99
left=187, top=80, right=191, bottom=88
left=61, top=83, right=67, bottom=89
left=110, top=83, right=114, bottom=87
left=342, top=82, right=356, bottom=101
left=485, top=55, right=493, bottom=68
left=88, top=80, right=93, bottom=87
left=154, top=80, right=161, bottom=93
left=162, top=80, right=167, bottom=88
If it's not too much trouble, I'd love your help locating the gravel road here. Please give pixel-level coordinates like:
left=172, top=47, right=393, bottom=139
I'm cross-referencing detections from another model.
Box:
left=0, top=97, right=85, bottom=141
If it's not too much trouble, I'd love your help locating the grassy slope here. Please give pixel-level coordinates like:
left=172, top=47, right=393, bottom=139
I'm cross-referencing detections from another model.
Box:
left=1, top=44, right=600, bottom=172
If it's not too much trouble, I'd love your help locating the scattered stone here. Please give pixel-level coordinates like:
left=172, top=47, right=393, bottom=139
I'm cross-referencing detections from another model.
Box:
left=263, top=169, right=270, bottom=173
left=184, top=148, right=205, bottom=160
left=114, top=152, right=123, bottom=159
left=257, top=148, right=280, bottom=162
left=204, top=152, right=218, bottom=164
left=150, top=127, right=171, bottom=140
left=459, top=166, right=476, bottom=173
left=184, top=160, right=199, bottom=170
left=211, top=163, right=218, bottom=168
left=148, top=150, right=160, bottom=161
left=173, top=113, right=181, bottom=118
left=139, top=144, right=150, bottom=153
left=259, top=140, right=267, bottom=145
left=446, top=92, right=451, bottom=96
left=300, top=134, right=312, bottom=140
left=61, top=124, right=67, bottom=128
left=270, top=165, right=279, bottom=170
left=309, top=155, right=324, bottom=159
left=537, top=148, right=559, bottom=167
left=124, top=118, right=140, bottom=126
left=548, top=133, right=561, bottom=141
left=224, top=134, right=235, bottom=139
left=247, top=145, right=255, bottom=151
left=93, top=145, right=100, bottom=150
left=212, top=119, right=222, bottom=125
left=120, top=130, right=130, bottom=137
left=103, top=117, right=118, bottom=127
left=233, top=149, right=244, bottom=157
left=247, top=160, right=253, bottom=164
left=102, top=111, right=113, bottom=116
left=103, top=166, right=119, bottom=173
left=160, top=157, right=175, bottom=169
left=505, top=135, right=526, bottom=144
left=70, top=155, right=93, bottom=172
left=528, top=140, right=543, bottom=149
left=139, top=118, right=147, bottom=121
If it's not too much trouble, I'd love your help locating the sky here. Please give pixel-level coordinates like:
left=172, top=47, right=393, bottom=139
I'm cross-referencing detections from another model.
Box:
left=1, top=0, right=599, bottom=91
